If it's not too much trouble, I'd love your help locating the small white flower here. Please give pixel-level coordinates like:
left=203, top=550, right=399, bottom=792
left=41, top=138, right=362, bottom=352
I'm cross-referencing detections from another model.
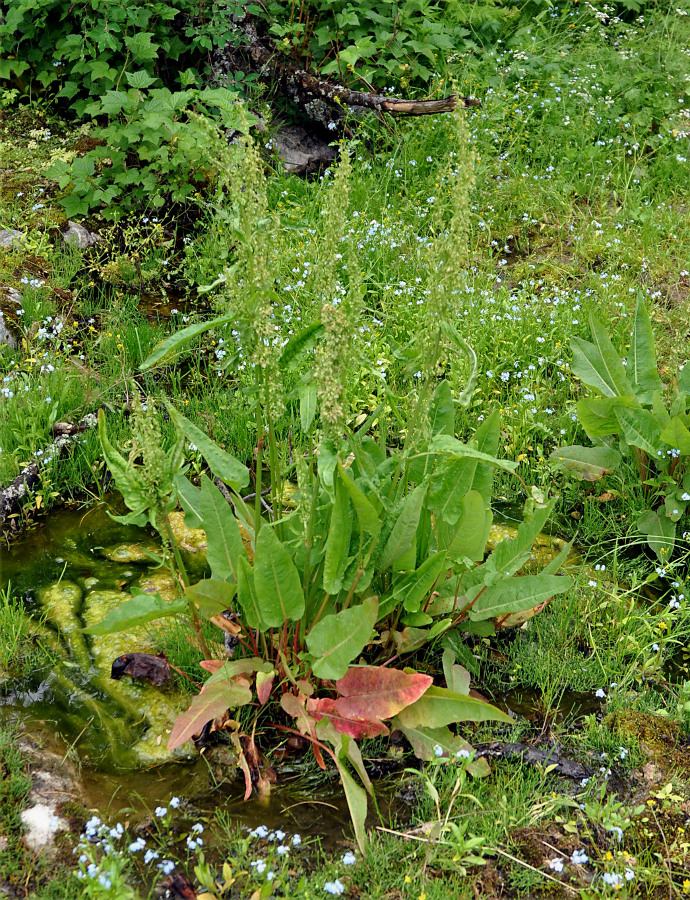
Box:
left=292, top=833, right=302, bottom=846
left=325, top=879, right=345, bottom=895
left=595, top=688, right=606, bottom=698
left=342, top=851, right=356, bottom=865
left=571, top=849, right=588, bottom=865
left=155, top=806, right=167, bottom=818
left=434, top=745, right=444, bottom=757
left=549, top=858, right=564, bottom=873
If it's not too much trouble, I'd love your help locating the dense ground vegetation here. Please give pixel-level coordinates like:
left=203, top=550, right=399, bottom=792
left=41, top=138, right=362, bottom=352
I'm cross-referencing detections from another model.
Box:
left=3, top=0, right=690, bottom=897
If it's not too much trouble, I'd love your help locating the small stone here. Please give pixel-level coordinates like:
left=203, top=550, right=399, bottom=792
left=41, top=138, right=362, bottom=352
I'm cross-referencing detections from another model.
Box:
left=270, top=125, right=336, bottom=176
left=62, top=221, right=101, bottom=249
left=0, top=310, right=17, bottom=349
left=0, top=229, right=24, bottom=249
left=20, top=804, right=66, bottom=852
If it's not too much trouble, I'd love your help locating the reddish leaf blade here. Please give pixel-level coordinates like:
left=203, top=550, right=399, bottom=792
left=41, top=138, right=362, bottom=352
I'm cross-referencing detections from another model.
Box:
left=308, top=697, right=389, bottom=739
left=168, top=679, right=252, bottom=750
left=335, top=666, right=432, bottom=721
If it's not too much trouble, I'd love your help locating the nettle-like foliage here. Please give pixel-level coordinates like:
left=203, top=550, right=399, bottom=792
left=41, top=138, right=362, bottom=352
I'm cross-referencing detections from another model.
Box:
left=48, top=85, right=254, bottom=219
left=0, top=0, right=244, bottom=114
left=92, top=120, right=572, bottom=851
left=265, top=0, right=513, bottom=88
left=551, top=294, right=690, bottom=562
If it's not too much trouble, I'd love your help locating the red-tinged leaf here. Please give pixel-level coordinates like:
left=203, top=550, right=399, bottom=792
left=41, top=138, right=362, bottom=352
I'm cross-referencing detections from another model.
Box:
left=280, top=692, right=325, bottom=769
left=256, top=671, right=274, bottom=705
left=168, top=679, right=252, bottom=750
left=200, top=659, right=225, bottom=673
left=307, top=697, right=389, bottom=739
left=334, top=666, right=433, bottom=722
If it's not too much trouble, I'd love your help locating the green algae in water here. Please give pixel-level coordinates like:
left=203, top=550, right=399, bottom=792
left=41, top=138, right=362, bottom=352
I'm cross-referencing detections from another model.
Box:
left=0, top=500, right=207, bottom=771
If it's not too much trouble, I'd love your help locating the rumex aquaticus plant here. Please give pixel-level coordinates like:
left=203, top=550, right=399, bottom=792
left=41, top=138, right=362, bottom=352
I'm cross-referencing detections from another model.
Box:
left=550, top=293, right=690, bottom=563
left=92, top=116, right=572, bottom=852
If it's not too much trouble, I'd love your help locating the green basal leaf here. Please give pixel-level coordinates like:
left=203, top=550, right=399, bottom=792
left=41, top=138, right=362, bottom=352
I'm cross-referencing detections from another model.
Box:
left=660, top=416, right=690, bottom=456
left=82, top=591, right=187, bottom=635
left=395, top=685, right=511, bottom=728
left=550, top=445, right=621, bottom=481
left=571, top=313, right=635, bottom=398
left=236, top=554, right=263, bottom=630
left=200, top=474, right=246, bottom=582
left=429, top=434, right=517, bottom=475
left=637, top=509, right=676, bottom=562
left=307, top=596, right=378, bottom=680
left=185, top=579, right=237, bottom=619
left=253, top=525, right=305, bottom=627
left=469, top=573, right=572, bottom=621
left=377, top=483, right=426, bottom=572
left=614, top=406, right=663, bottom=457
left=337, top=462, right=381, bottom=537
left=630, top=293, right=663, bottom=400
left=323, top=475, right=353, bottom=595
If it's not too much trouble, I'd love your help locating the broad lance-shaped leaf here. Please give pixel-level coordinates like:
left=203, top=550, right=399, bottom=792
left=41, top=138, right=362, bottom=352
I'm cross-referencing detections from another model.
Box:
left=576, top=397, right=631, bottom=438
left=83, top=591, right=187, bottom=635
left=337, top=461, right=381, bottom=537
left=167, top=404, right=249, bottom=491
left=570, top=314, right=635, bottom=398
left=394, top=723, right=490, bottom=776
left=185, top=579, right=236, bottom=619
left=660, top=416, right=690, bottom=456
left=200, top=474, right=246, bottom=582
left=429, top=379, right=455, bottom=436
left=141, top=313, right=234, bottom=369
left=614, top=406, right=663, bottom=457
left=236, top=554, right=263, bottom=630
left=377, top=483, right=426, bottom=572
left=395, top=685, right=512, bottom=729
left=334, top=666, right=432, bottom=721
left=307, top=597, right=378, bottom=680
left=378, top=552, right=448, bottom=619
left=334, top=755, right=368, bottom=855
left=469, top=573, right=572, bottom=621
left=550, top=445, right=621, bottom=481
left=253, top=525, right=305, bottom=627
left=167, top=678, right=252, bottom=750
left=637, top=509, right=676, bottom=563
left=447, top=491, right=490, bottom=563
left=322, top=476, right=353, bottom=595
left=308, top=697, right=388, bottom=738
left=429, top=434, right=517, bottom=475
left=486, top=499, right=555, bottom=577
left=631, top=293, right=663, bottom=399
left=174, top=473, right=203, bottom=528
left=429, top=414, right=499, bottom=526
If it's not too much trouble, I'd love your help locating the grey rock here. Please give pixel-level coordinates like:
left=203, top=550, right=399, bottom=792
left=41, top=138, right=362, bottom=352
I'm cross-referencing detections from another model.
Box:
left=0, top=310, right=17, bottom=350
left=0, top=229, right=24, bottom=249
left=62, top=221, right=101, bottom=249
left=271, top=124, right=336, bottom=176
left=2, top=287, right=23, bottom=306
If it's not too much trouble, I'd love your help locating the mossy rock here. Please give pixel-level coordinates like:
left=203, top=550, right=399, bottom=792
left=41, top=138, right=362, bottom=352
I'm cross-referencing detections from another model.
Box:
left=136, top=571, right=178, bottom=603
left=99, top=542, right=158, bottom=563
left=168, top=511, right=207, bottom=554
left=606, top=710, right=689, bottom=774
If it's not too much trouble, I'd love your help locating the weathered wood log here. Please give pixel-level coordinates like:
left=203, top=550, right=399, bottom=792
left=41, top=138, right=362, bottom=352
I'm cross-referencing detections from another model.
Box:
left=216, top=17, right=480, bottom=125
left=0, top=412, right=98, bottom=530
